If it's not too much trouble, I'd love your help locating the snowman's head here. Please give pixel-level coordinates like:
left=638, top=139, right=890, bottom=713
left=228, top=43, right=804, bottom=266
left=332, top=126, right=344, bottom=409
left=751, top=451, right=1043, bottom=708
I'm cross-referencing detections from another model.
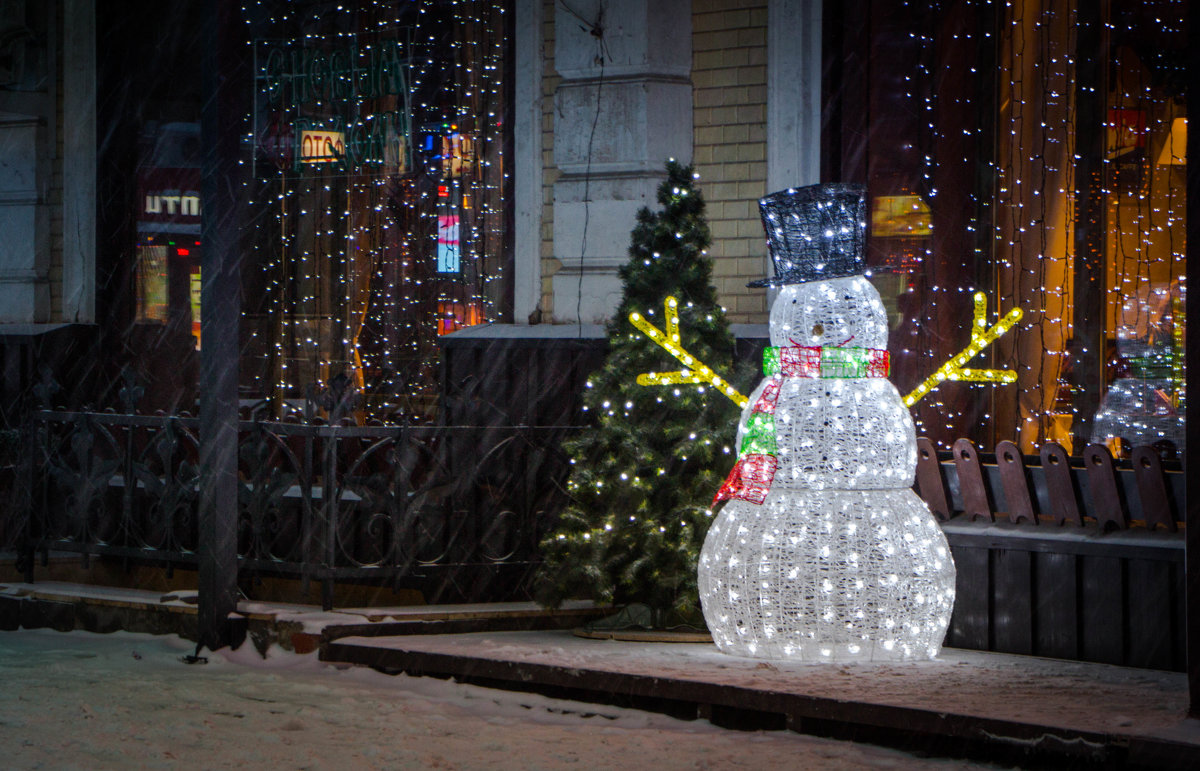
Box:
left=769, top=276, right=888, bottom=349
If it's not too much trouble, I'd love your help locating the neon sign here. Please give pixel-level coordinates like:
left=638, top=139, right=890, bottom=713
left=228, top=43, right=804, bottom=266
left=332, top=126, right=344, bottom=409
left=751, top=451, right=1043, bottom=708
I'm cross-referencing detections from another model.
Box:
left=255, top=37, right=414, bottom=173
left=144, top=193, right=200, bottom=217
left=299, top=129, right=346, bottom=164
left=261, top=40, right=411, bottom=108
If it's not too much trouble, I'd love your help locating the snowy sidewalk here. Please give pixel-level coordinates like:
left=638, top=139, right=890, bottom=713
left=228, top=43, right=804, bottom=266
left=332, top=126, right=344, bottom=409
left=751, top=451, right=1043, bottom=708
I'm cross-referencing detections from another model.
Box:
left=6, top=580, right=1200, bottom=766
left=0, top=627, right=1002, bottom=770
left=325, top=629, right=1200, bottom=768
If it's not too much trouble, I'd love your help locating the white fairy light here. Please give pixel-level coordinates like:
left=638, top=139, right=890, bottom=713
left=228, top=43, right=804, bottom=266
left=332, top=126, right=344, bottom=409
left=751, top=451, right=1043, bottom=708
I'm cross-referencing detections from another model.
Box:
left=241, top=0, right=508, bottom=420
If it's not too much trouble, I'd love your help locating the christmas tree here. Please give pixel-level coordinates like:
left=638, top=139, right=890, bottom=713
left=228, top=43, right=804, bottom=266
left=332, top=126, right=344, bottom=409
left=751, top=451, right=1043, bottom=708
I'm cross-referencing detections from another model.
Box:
left=536, top=160, right=742, bottom=625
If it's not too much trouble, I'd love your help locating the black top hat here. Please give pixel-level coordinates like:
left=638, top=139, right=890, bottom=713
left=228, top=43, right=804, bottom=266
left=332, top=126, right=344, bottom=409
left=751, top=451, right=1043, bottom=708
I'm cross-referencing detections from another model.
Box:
left=748, top=183, right=867, bottom=288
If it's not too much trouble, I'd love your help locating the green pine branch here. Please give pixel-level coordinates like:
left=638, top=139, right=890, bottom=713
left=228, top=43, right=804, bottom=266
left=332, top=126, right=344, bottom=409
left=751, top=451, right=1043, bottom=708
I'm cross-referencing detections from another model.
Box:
left=536, top=160, right=747, bottom=621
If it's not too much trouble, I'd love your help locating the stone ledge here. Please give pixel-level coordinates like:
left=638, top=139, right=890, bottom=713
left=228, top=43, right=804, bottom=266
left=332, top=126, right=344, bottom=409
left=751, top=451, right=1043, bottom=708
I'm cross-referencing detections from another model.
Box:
left=0, top=581, right=605, bottom=658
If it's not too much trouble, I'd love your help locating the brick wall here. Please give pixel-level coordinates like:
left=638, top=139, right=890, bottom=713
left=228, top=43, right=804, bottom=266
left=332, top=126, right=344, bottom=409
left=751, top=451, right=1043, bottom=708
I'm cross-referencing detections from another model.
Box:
left=692, top=0, right=768, bottom=324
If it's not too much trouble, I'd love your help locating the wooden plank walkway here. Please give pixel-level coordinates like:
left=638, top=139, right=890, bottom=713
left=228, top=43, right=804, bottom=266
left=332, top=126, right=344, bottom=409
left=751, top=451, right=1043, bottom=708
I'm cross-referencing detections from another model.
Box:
left=324, top=630, right=1200, bottom=769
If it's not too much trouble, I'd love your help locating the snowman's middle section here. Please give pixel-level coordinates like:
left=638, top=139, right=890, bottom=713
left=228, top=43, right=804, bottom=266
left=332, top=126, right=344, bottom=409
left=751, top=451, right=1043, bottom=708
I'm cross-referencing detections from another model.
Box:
left=738, top=373, right=917, bottom=491
left=730, top=275, right=917, bottom=494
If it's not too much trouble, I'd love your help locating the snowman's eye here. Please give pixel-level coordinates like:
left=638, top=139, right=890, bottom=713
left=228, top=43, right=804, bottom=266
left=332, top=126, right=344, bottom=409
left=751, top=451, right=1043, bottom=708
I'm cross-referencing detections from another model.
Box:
left=812, top=323, right=824, bottom=337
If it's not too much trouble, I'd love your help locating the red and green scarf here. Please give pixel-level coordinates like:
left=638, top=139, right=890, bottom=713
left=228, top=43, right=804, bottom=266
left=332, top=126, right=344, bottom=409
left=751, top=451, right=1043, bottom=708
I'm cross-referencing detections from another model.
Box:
left=712, top=345, right=889, bottom=506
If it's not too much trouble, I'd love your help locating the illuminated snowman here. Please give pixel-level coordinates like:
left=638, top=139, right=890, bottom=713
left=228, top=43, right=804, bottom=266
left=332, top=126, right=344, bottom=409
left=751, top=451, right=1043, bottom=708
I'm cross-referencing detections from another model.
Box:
left=698, top=184, right=956, bottom=662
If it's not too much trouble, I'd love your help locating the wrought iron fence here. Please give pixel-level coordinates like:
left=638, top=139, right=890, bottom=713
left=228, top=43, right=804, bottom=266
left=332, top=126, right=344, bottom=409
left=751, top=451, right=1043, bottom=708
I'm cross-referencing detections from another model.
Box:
left=14, top=399, right=573, bottom=609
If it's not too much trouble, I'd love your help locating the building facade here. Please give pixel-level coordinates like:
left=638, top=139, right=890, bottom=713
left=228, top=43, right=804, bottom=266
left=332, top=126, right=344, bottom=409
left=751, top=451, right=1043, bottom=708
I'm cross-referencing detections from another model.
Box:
left=519, top=0, right=1189, bottom=457
left=0, top=0, right=1190, bottom=461
left=0, top=0, right=96, bottom=426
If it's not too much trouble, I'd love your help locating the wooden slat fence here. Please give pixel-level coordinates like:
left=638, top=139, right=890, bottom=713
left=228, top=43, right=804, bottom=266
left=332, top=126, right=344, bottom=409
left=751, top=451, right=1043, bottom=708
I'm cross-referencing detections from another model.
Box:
left=915, top=438, right=1185, bottom=671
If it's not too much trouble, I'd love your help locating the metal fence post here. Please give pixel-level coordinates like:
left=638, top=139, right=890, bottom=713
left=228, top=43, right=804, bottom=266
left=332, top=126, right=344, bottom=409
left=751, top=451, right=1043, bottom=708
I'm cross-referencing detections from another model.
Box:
left=323, top=427, right=338, bottom=611
left=197, top=0, right=243, bottom=653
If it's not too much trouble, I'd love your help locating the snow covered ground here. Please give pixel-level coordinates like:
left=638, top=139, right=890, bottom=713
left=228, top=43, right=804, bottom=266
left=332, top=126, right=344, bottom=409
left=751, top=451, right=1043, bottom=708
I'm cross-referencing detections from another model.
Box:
left=0, top=628, right=1002, bottom=770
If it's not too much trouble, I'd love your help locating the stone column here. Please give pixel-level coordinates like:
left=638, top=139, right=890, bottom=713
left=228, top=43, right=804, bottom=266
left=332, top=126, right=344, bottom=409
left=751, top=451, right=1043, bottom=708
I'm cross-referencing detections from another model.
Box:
left=512, top=0, right=543, bottom=325
left=551, top=0, right=693, bottom=323
left=765, top=0, right=822, bottom=304
left=63, top=0, right=97, bottom=323
left=767, top=0, right=821, bottom=193
left=0, top=111, right=49, bottom=323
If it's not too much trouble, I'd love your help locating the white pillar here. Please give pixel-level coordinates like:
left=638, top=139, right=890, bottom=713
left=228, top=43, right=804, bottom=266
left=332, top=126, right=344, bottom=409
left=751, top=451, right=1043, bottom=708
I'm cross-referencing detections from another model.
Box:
left=765, top=0, right=822, bottom=303
left=550, top=0, right=693, bottom=324
left=512, top=0, right=544, bottom=324
left=63, top=0, right=97, bottom=323
left=767, top=0, right=822, bottom=192
left=0, top=112, right=48, bottom=323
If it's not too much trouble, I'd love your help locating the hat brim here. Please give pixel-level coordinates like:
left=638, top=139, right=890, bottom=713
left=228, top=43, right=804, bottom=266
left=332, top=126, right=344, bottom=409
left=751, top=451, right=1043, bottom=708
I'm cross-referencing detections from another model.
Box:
left=748, top=267, right=864, bottom=288
left=746, top=276, right=793, bottom=288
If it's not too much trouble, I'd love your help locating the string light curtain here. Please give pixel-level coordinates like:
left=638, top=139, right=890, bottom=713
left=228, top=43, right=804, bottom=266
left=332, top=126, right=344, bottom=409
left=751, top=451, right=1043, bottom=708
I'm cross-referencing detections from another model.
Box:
left=1089, top=1, right=1188, bottom=457
left=874, top=0, right=1187, bottom=454
left=241, top=0, right=510, bottom=421
left=992, top=0, right=1076, bottom=453
left=864, top=0, right=996, bottom=450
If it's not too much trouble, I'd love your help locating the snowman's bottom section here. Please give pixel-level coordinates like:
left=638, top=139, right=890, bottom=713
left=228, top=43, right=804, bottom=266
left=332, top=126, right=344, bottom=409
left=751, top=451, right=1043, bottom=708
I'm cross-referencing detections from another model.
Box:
left=698, top=488, right=956, bottom=662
